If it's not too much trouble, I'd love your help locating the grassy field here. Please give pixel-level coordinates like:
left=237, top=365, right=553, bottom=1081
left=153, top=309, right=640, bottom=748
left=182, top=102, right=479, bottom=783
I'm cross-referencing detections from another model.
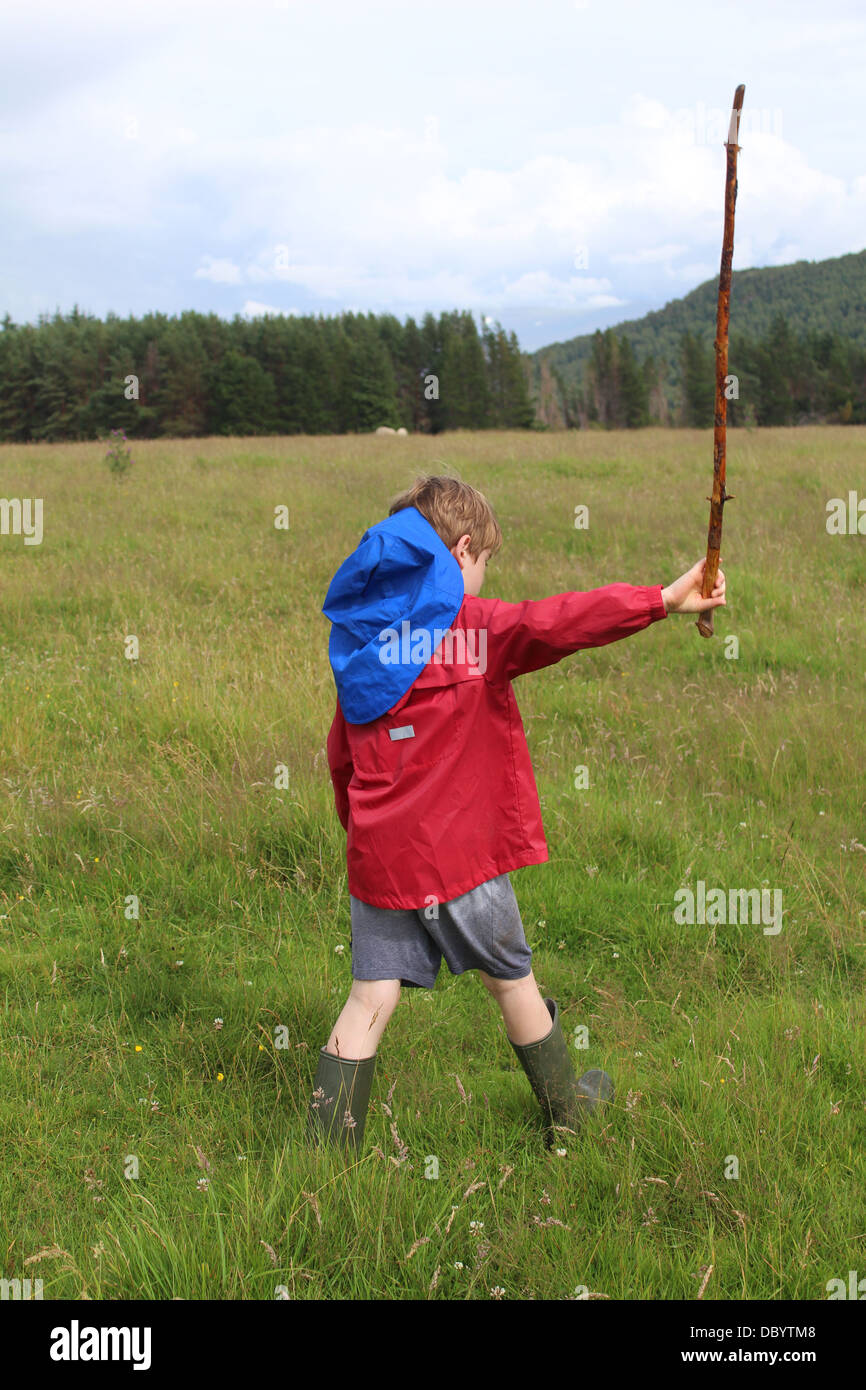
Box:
left=0, top=426, right=864, bottom=1301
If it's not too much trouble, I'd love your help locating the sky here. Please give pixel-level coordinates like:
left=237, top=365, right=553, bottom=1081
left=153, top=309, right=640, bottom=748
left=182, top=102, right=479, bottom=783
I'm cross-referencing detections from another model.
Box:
left=2, top=0, right=864, bottom=351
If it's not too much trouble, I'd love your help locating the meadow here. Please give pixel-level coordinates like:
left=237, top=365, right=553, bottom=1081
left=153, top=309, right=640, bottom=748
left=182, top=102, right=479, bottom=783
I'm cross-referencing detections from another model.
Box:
left=0, top=426, right=863, bottom=1301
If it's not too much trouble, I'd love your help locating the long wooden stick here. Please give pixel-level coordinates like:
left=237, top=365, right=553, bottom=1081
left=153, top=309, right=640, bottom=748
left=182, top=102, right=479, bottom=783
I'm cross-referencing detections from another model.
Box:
left=697, top=84, right=745, bottom=639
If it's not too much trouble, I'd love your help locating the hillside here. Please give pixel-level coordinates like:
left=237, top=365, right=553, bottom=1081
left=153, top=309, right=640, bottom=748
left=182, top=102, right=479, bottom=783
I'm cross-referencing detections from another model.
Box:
left=528, top=248, right=866, bottom=422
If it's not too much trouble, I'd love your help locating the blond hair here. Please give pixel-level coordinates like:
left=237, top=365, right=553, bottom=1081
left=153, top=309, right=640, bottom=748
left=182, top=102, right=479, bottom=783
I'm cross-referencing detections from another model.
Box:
left=388, top=475, right=502, bottom=560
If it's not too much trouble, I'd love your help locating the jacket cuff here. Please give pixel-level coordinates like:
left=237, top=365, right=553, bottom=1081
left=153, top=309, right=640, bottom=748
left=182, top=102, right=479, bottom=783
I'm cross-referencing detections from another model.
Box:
left=647, top=584, right=667, bottom=621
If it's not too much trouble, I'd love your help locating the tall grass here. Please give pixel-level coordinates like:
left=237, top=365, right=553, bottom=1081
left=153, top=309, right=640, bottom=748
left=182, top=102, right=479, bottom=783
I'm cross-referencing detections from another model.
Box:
left=0, top=427, right=863, bottom=1300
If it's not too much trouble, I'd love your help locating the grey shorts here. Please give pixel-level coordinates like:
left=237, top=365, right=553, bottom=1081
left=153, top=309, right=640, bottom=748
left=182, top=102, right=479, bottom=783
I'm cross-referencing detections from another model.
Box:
left=349, top=874, right=532, bottom=990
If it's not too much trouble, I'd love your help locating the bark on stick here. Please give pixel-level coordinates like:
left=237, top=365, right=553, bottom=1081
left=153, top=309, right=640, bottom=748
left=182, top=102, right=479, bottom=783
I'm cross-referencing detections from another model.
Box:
left=697, top=83, right=744, bottom=639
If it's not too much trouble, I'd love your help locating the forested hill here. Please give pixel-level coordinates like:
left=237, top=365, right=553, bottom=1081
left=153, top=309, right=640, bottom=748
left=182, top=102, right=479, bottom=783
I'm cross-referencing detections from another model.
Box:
left=528, top=248, right=866, bottom=427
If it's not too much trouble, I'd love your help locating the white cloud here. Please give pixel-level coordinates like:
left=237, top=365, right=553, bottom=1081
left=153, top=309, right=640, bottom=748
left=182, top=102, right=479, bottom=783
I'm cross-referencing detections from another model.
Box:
left=242, top=300, right=296, bottom=318
left=500, top=271, right=626, bottom=310
left=610, top=244, right=690, bottom=266
left=194, top=256, right=243, bottom=285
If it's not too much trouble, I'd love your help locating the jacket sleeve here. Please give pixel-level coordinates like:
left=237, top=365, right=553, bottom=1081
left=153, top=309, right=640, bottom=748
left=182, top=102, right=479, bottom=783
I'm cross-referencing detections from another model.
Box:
left=479, top=584, right=667, bottom=684
left=326, top=701, right=353, bottom=831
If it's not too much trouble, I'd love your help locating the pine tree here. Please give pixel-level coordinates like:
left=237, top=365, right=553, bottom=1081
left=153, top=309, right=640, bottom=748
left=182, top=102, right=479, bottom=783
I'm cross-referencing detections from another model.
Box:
left=680, top=331, right=714, bottom=426
left=618, top=335, right=649, bottom=427
left=0, top=317, right=37, bottom=441
left=206, top=350, right=278, bottom=435
left=341, top=314, right=399, bottom=431
left=418, top=312, right=444, bottom=433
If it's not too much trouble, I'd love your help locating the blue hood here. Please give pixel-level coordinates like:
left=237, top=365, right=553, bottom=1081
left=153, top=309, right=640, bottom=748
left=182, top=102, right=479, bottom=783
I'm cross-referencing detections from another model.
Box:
left=322, top=506, right=465, bottom=724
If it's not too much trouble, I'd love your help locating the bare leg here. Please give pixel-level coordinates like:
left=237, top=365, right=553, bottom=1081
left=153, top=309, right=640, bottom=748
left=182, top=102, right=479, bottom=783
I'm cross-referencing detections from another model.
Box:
left=478, top=968, right=553, bottom=1045
left=325, top=978, right=401, bottom=1060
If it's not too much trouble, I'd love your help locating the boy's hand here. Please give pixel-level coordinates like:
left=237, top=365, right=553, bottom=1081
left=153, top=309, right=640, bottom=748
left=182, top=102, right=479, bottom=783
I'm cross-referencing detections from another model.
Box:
left=661, top=558, right=726, bottom=615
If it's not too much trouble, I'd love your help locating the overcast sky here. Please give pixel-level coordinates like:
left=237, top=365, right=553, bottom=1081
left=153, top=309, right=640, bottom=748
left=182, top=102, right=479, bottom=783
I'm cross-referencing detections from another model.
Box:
left=2, top=0, right=864, bottom=350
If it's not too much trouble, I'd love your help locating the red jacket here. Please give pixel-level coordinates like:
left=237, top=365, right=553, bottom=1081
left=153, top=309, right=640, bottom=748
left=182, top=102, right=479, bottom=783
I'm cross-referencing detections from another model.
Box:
left=327, top=583, right=667, bottom=909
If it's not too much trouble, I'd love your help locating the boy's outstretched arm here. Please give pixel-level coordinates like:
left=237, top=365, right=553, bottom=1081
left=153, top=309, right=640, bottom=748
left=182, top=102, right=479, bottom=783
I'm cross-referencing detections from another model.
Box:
left=474, top=561, right=726, bottom=684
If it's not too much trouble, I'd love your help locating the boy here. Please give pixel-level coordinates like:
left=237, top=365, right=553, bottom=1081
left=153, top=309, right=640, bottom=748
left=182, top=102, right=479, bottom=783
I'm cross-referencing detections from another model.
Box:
left=309, top=476, right=726, bottom=1152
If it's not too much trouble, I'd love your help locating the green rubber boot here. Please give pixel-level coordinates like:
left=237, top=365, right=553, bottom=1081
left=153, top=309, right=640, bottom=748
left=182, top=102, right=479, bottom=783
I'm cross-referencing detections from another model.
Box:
left=509, top=997, right=614, bottom=1146
left=306, top=1047, right=377, bottom=1153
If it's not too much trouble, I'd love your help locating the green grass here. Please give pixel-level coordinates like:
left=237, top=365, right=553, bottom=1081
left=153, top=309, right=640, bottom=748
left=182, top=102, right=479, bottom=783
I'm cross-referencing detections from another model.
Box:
left=0, top=426, right=864, bottom=1300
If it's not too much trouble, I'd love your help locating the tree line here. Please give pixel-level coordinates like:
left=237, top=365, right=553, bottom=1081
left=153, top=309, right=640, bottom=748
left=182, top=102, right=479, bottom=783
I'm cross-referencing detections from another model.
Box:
left=0, top=307, right=535, bottom=441
left=2, top=303, right=863, bottom=440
